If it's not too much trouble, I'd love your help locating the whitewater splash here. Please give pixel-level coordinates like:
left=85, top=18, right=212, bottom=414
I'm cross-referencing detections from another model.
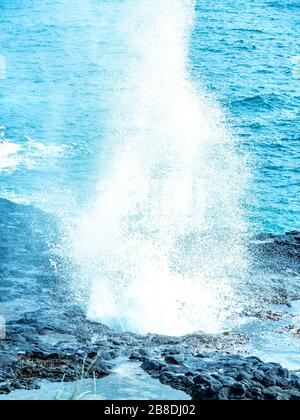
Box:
left=67, top=0, right=250, bottom=335
left=0, top=127, right=66, bottom=172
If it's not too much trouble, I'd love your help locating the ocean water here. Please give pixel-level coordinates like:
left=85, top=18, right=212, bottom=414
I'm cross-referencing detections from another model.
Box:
left=0, top=0, right=299, bottom=229
left=0, top=1, right=299, bottom=337
left=191, top=0, right=300, bottom=234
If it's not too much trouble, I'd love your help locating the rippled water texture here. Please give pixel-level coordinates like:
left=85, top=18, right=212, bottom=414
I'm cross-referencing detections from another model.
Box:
left=0, top=1, right=299, bottom=337
left=0, top=0, right=299, bottom=230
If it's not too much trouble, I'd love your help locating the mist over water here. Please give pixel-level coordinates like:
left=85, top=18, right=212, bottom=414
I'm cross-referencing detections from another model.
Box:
left=66, top=0, right=251, bottom=335
left=0, top=0, right=299, bottom=378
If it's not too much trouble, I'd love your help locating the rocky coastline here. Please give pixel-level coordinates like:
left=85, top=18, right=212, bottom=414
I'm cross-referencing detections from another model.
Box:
left=1, top=304, right=300, bottom=400
left=0, top=199, right=300, bottom=400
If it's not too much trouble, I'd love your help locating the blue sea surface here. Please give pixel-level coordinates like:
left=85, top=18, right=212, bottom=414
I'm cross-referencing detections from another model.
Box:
left=191, top=0, right=300, bottom=233
left=0, top=0, right=300, bottom=378
left=0, top=0, right=299, bottom=232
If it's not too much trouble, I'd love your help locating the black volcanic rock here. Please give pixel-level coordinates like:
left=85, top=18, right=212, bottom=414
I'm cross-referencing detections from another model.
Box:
left=140, top=353, right=300, bottom=400
left=1, top=199, right=300, bottom=399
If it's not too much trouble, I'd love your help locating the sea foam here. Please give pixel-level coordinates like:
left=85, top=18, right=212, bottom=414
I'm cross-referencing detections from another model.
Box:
left=67, top=0, right=250, bottom=335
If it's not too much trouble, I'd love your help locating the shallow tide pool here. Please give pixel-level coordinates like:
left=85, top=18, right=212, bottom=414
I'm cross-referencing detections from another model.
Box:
left=0, top=359, right=190, bottom=401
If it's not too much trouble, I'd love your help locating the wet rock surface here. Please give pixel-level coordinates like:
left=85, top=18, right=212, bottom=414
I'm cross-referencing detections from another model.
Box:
left=0, top=310, right=113, bottom=394
left=251, top=231, right=300, bottom=263
left=138, top=352, right=300, bottom=400
left=1, top=306, right=300, bottom=399
left=1, top=199, right=300, bottom=399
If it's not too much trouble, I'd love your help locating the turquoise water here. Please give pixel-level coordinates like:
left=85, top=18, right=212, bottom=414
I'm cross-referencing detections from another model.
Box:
left=0, top=1, right=299, bottom=337
left=0, top=0, right=299, bottom=232
left=191, top=0, right=300, bottom=234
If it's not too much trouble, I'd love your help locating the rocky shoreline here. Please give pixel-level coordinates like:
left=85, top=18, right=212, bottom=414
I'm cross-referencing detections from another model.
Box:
left=139, top=353, right=300, bottom=400
left=0, top=199, right=300, bottom=399
left=1, top=305, right=300, bottom=400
